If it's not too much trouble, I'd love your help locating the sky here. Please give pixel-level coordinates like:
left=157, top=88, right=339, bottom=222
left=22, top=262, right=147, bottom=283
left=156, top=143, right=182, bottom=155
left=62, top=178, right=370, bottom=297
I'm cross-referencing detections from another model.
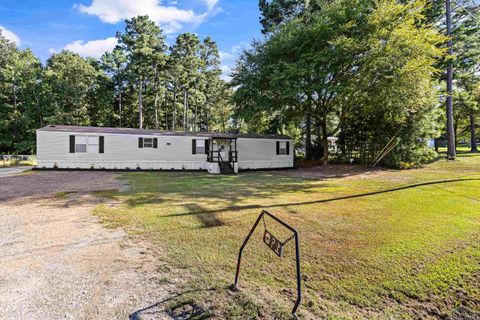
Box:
left=0, top=0, right=263, bottom=80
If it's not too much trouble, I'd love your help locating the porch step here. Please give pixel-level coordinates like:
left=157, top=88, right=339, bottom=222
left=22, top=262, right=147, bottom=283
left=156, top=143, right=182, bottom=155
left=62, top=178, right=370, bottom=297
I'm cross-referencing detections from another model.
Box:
left=219, top=162, right=235, bottom=174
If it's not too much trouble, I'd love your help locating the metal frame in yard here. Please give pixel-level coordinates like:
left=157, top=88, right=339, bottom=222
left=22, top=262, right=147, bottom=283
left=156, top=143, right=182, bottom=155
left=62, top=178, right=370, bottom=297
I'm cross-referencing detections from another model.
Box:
left=231, top=210, right=302, bottom=319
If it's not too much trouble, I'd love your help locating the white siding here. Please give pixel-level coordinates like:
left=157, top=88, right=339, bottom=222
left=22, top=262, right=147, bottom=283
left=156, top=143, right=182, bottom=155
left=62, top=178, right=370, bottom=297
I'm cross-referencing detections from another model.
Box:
left=237, top=138, right=293, bottom=170
left=36, top=130, right=294, bottom=171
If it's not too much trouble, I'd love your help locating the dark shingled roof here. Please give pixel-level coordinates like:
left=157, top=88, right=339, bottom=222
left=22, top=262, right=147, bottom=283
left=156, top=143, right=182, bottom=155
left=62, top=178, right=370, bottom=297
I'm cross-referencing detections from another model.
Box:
left=37, top=125, right=291, bottom=140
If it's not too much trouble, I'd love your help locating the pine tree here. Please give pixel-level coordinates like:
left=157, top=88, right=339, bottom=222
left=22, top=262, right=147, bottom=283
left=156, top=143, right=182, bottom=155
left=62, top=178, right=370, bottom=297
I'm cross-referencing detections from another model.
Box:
left=117, top=16, right=167, bottom=129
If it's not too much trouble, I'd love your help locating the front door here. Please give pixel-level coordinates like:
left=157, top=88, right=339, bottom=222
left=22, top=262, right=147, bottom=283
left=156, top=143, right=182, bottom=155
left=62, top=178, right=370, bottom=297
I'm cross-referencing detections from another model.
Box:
left=215, top=139, right=230, bottom=161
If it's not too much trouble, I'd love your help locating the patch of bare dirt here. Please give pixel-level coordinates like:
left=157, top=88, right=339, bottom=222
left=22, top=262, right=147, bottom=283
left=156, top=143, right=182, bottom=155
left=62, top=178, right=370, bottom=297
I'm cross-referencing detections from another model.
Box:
left=0, top=171, right=129, bottom=203
left=0, top=171, right=179, bottom=319
left=278, top=164, right=400, bottom=181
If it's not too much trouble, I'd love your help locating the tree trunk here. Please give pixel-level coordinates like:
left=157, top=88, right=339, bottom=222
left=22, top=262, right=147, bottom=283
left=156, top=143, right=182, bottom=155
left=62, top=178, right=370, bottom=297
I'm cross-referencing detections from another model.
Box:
left=193, top=104, right=198, bottom=132
left=316, top=120, right=322, bottom=158
left=445, top=0, right=456, bottom=159
left=321, top=117, right=329, bottom=165
left=470, top=112, right=478, bottom=153
left=138, top=81, right=143, bottom=130
left=204, top=98, right=209, bottom=132
left=118, top=91, right=122, bottom=127
left=279, top=112, right=283, bottom=134
left=154, top=90, right=159, bottom=130
left=434, top=137, right=439, bottom=152
left=164, top=88, right=168, bottom=130
left=454, top=123, right=458, bottom=152
left=172, top=85, right=176, bottom=131
left=183, top=90, right=188, bottom=131
left=205, top=108, right=209, bottom=132
left=12, top=83, right=18, bottom=145
left=305, top=112, right=312, bottom=160
left=33, top=84, right=43, bottom=126
left=12, top=84, right=17, bottom=109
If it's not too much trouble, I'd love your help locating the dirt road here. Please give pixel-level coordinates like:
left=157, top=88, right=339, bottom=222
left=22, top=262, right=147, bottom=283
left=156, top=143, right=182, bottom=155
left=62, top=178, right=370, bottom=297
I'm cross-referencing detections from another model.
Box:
left=0, top=171, right=173, bottom=319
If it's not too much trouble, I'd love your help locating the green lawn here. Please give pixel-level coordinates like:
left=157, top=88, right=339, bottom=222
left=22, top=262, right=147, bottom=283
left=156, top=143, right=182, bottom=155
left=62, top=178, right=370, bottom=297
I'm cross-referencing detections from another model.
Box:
left=94, top=152, right=480, bottom=319
left=0, top=155, right=36, bottom=167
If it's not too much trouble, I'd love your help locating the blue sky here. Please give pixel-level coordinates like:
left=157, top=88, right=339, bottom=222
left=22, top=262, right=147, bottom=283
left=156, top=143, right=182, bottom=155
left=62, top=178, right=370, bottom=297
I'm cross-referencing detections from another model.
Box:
left=0, top=0, right=263, bottom=79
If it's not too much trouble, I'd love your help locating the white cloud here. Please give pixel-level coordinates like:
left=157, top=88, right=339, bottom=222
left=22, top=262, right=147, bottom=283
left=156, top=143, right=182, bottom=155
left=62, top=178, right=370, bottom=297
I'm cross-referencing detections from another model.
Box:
left=218, top=42, right=249, bottom=82
left=63, top=37, right=118, bottom=58
left=0, top=26, right=20, bottom=45
left=203, top=0, right=219, bottom=11
left=219, top=51, right=234, bottom=61
left=75, top=0, right=219, bottom=34
left=231, top=42, right=248, bottom=54
left=220, top=64, right=232, bottom=82
left=220, top=64, right=231, bottom=73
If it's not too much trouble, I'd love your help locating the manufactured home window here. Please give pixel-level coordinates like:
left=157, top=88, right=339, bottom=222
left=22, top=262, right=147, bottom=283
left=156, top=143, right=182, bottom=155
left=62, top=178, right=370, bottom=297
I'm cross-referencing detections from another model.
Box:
left=138, top=137, right=158, bottom=148
left=87, top=136, right=99, bottom=153
left=192, top=139, right=209, bottom=154
left=75, top=136, right=87, bottom=153
left=276, top=141, right=290, bottom=155
left=70, top=135, right=104, bottom=153
left=144, top=138, right=154, bottom=148
left=196, top=139, right=205, bottom=154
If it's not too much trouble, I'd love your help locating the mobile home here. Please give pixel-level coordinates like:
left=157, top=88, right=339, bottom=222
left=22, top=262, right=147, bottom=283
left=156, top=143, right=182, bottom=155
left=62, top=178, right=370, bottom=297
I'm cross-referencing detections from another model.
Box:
left=36, top=125, right=294, bottom=174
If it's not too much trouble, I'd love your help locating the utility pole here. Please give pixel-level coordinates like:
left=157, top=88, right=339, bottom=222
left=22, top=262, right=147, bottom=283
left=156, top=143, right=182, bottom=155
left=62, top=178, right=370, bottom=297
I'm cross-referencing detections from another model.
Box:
left=446, top=0, right=456, bottom=159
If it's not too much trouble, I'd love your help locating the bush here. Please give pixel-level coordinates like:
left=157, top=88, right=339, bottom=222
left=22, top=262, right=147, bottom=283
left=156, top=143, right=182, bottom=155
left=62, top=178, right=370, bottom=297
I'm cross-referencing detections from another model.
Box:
left=383, top=140, right=438, bottom=169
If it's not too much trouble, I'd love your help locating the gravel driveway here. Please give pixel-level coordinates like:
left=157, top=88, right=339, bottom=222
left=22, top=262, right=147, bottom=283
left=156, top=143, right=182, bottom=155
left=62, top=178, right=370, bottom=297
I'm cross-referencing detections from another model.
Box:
left=0, top=166, right=33, bottom=177
left=0, top=171, right=129, bottom=202
left=0, top=171, right=174, bottom=319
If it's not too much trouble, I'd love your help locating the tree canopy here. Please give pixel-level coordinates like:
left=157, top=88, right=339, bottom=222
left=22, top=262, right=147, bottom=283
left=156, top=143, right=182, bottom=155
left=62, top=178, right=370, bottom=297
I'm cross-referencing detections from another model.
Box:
left=0, top=16, right=231, bottom=154
left=232, top=0, right=479, bottom=167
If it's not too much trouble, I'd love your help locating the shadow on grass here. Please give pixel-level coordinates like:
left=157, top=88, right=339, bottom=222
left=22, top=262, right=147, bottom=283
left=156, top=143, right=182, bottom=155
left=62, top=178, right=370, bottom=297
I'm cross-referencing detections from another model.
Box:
left=129, top=287, right=225, bottom=320
left=120, top=172, right=325, bottom=210
left=166, top=178, right=480, bottom=218
left=185, top=203, right=225, bottom=228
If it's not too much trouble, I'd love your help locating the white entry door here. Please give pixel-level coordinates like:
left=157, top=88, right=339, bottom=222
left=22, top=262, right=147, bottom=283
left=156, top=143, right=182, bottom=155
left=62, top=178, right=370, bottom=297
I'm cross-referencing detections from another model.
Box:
left=217, top=140, right=229, bottom=161
left=219, top=145, right=227, bottom=160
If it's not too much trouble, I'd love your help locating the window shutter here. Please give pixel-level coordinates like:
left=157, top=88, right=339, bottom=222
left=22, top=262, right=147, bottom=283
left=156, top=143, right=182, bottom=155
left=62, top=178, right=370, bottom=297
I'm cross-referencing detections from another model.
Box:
left=192, top=139, right=197, bottom=154
left=99, top=136, right=104, bottom=153
left=69, top=135, right=75, bottom=153
left=205, top=139, right=210, bottom=155
left=276, top=141, right=280, bottom=155
left=286, top=141, right=290, bottom=155
left=153, top=138, right=158, bottom=148
left=138, top=137, right=143, bottom=148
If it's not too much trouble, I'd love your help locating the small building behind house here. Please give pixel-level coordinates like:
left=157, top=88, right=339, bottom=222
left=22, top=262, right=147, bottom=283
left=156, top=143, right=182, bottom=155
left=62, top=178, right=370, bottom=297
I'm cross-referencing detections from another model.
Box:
left=35, top=125, right=294, bottom=174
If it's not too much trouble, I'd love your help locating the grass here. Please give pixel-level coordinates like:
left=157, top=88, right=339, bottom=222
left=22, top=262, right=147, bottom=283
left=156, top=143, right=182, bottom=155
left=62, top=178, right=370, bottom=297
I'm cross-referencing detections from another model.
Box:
left=94, top=152, right=480, bottom=319
left=0, top=156, right=37, bottom=168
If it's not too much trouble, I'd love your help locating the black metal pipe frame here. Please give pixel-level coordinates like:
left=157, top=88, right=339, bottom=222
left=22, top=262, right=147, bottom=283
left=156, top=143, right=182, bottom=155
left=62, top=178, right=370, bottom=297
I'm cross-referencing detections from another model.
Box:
left=232, top=210, right=302, bottom=318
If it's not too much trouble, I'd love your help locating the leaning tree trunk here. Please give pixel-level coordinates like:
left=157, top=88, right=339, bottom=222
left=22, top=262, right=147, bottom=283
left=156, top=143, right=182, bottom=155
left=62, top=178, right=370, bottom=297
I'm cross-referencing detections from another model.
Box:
left=305, top=113, right=312, bottom=160
left=470, top=112, right=478, bottom=153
